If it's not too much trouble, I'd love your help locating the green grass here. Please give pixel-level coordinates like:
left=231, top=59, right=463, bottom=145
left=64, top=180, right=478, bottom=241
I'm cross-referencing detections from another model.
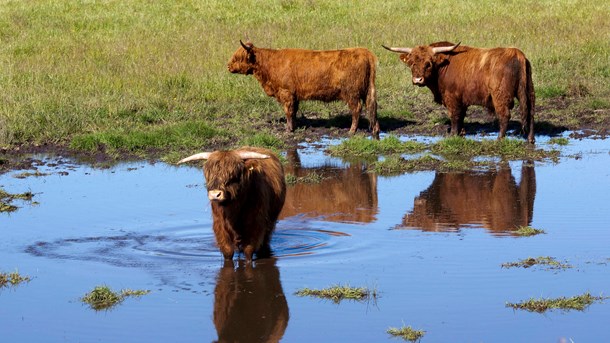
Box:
left=502, top=256, right=572, bottom=270
left=0, top=270, right=31, bottom=288
left=387, top=326, right=426, bottom=342
left=81, top=285, right=150, bottom=311
left=514, top=226, right=546, bottom=236
left=507, top=292, right=607, bottom=313
left=295, top=284, right=377, bottom=303
left=548, top=137, right=569, bottom=145
left=1, top=0, right=607, bottom=155
left=329, top=135, right=426, bottom=158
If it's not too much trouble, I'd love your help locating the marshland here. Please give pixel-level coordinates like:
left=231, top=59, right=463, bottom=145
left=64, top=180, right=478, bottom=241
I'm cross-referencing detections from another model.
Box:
left=1, top=0, right=609, bottom=342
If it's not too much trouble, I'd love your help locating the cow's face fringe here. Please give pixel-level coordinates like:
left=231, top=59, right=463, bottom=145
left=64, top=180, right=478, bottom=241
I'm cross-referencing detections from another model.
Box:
left=203, top=151, right=249, bottom=204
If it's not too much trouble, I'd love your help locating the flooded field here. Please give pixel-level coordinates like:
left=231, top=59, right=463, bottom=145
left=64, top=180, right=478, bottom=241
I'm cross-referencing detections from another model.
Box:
left=1, top=135, right=609, bottom=342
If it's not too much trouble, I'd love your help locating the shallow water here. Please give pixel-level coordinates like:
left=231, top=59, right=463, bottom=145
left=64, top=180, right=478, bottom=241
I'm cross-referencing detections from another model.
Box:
left=1, top=135, right=609, bottom=342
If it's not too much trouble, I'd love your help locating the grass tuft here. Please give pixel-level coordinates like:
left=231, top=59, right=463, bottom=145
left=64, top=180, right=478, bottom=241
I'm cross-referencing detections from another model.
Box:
left=387, top=326, right=426, bottom=342
left=329, top=135, right=425, bottom=158
left=514, top=226, right=546, bottom=236
left=0, top=270, right=31, bottom=288
left=295, top=284, right=377, bottom=303
left=0, top=188, right=35, bottom=213
left=507, top=292, right=607, bottom=313
left=285, top=171, right=324, bottom=185
left=81, top=285, right=150, bottom=311
left=548, top=137, right=569, bottom=145
left=501, top=256, right=572, bottom=270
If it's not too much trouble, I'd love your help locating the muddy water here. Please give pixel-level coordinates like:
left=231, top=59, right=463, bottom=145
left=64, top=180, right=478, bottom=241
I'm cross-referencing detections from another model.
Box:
left=1, top=136, right=609, bottom=342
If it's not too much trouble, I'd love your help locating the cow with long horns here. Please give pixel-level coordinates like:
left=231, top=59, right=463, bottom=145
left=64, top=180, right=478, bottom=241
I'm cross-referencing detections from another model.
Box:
left=228, top=41, right=380, bottom=138
left=178, top=147, right=286, bottom=261
left=383, top=42, right=535, bottom=143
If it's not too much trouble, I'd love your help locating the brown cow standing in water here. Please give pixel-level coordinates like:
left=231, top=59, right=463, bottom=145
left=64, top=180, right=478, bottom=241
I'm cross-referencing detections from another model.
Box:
left=213, top=259, right=288, bottom=343
left=402, top=162, right=536, bottom=234
left=178, top=147, right=286, bottom=261
left=228, top=41, right=380, bottom=137
left=383, top=41, right=535, bottom=143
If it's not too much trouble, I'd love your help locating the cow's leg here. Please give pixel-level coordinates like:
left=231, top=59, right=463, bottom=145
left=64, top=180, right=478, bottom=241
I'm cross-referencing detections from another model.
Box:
left=278, top=91, right=298, bottom=132
left=493, top=100, right=511, bottom=140
left=347, top=99, right=362, bottom=134
left=447, top=106, right=465, bottom=136
left=213, top=222, right=235, bottom=260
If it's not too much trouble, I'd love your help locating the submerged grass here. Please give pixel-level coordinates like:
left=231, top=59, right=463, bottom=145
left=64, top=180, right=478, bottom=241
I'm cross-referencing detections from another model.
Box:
left=387, top=326, right=426, bottom=342
left=507, top=292, right=607, bottom=313
left=295, top=284, right=377, bottom=304
left=514, top=226, right=546, bottom=236
left=0, top=270, right=31, bottom=288
left=502, top=256, right=572, bottom=270
left=81, top=285, right=150, bottom=311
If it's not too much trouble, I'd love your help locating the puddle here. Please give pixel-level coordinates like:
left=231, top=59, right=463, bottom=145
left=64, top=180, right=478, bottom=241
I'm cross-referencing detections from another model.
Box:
left=1, top=135, right=609, bottom=342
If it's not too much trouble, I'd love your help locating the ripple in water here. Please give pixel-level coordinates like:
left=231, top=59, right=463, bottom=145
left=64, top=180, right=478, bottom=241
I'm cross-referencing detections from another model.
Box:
left=24, top=222, right=351, bottom=265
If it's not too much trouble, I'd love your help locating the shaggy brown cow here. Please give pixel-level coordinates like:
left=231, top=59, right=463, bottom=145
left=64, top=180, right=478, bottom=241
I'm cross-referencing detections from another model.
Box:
left=178, top=146, right=286, bottom=261
left=213, top=259, right=288, bottom=343
left=383, top=41, right=535, bottom=143
left=228, top=41, right=380, bottom=137
left=401, top=162, right=536, bottom=234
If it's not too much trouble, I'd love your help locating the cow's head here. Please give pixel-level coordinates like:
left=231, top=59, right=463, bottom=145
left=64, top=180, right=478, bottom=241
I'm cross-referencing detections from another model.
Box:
left=227, top=40, right=256, bottom=75
left=382, top=42, right=461, bottom=86
left=178, top=150, right=270, bottom=203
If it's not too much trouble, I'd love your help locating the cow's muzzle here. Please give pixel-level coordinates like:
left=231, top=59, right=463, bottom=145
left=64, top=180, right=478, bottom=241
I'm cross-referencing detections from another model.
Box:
left=412, top=77, right=425, bottom=86
left=208, top=189, right=226, bottom=202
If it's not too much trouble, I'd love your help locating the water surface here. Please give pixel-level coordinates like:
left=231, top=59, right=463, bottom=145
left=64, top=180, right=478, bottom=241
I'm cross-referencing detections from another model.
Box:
left=1, top=136, right=609, bottom=342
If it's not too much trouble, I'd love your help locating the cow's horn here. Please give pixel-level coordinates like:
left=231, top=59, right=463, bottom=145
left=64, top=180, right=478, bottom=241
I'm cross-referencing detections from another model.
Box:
left=240, top=40, right=253, bottom=51
left=177, top=152, right=212, bottom=164
left=431, top=42, right=461, bottom=54
left=237, top=151, right=270, bottom=160
left=382, top=45, right=412, bottom=54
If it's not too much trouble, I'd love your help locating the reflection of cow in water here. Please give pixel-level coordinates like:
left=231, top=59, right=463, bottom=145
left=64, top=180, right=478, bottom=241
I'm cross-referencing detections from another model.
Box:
left=402, top=162, right=536, bottom=234
left=279, top=149, right=378, bottom=223
left=213, top=259, right=288, bottom=343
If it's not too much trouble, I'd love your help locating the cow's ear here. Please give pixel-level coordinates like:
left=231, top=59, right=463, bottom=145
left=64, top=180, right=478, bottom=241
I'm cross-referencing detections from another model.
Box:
left=399, top=53, right=411, bottom=65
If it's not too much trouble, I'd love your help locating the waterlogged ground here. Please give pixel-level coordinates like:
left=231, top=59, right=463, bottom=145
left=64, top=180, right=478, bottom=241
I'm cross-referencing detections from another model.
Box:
left=1, top=135, right=609, bottom=342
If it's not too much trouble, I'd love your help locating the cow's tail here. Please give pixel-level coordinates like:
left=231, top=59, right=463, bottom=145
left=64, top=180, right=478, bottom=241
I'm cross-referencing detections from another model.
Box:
left=518, top=55, right=535, bottom=143
left=366, top=55, right=380, bottom=138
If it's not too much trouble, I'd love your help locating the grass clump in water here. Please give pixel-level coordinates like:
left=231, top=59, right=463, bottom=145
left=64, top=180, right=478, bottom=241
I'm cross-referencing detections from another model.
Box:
left=81, top=285, right=150, bottom=311
left=514, top=226, right=546, bottom=236
left=285, top=171, right=324, bottom=185
left=295, top=284, right=377, bottom=304
left=548, top=137, right=569, bottom=145
left=371, top=155, right=441, bottom=176
left=507, top=292, right=607, bottom=313
left=430, top=137, right=555, bottom=160
left=329, top=135, right=425, bottom=158
left=387, top=326, right=426, bottom=342
left=0, top=188, right=35, bottom=213
left=0, top=270, right=31, bottom=288
left=502, top=256, right=572, bottom=270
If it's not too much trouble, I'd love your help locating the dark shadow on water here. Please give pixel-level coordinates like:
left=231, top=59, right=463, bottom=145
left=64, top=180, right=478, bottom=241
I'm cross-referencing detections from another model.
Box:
left=399, top=161, right=536, bottom=235
left=280, top=148, right=378, bottom=223
left=213, top=258, right=288, bottom=343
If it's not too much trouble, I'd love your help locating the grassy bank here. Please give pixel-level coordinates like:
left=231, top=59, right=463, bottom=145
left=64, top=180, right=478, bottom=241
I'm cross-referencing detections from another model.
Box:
left=1, top=0, right=609, bottom=157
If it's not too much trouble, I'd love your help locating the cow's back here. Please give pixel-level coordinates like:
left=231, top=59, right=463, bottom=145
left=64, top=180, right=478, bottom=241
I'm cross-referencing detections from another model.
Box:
left=261, top=47, right=376, bottom=101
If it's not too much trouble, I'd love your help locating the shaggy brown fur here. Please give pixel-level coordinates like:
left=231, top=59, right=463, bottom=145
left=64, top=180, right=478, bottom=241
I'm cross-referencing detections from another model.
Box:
left=184, top=146, right=286, bottom=261
left=384, top=41, right=535, bottom=143
left=228, top=41, right=380, bottom=138
left=213, top=259, right=288, bottom=343
left=403, top=162, right=536, bottom=234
